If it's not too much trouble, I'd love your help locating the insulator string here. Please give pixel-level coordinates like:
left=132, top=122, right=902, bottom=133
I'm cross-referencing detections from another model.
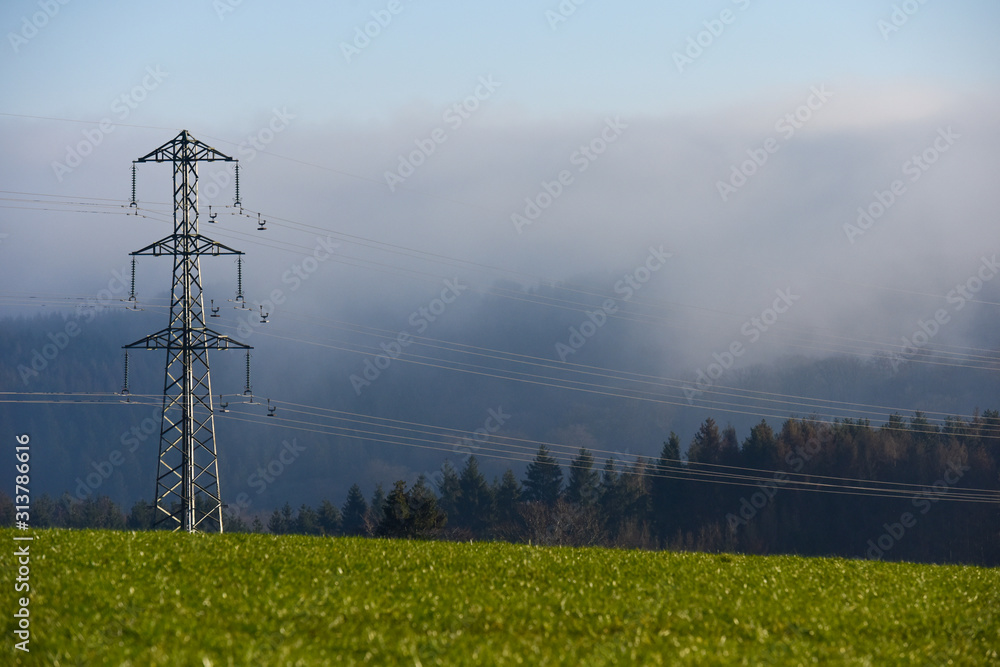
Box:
left=234, top=164, right=241, bottom=207
left=130, top=163, right=137, bottom=211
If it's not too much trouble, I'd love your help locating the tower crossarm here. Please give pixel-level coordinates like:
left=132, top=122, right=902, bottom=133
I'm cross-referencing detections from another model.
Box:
left=135, top=130, right=235, bottom=164
left=124, top=328, right=252, bottom=352
left=131, top=234, right=244, bottom=258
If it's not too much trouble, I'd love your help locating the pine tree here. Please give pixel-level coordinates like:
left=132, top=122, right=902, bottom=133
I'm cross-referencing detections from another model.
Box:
left=742, top=420, right=777, bottom=468
left=409, top=475, right=446, bottom=537
left=0, top=491, right=16, bottom=526
left=368, top=483, right=386, bottom=530
left=721, top=424, right=741, bottom=466
left=296, top=503, right=319, bottom=535
left=341, top=483, right=369, bottom=536
left=620, top=457, right=650, bottom=524
left=317, top=499, right=342, bottom=536
left=910, top=411, right=937, bottom=445
left=651, top=433, right=682, bottom=539
left=523, top=445, right=562, bottom=505
left=33, top=494, right=56, bottom=527
left=438, top=461, right=462, bottom=520
left=494, top=468, right=522, bottom=525
left=224, top=511, right=250, bottom=533
left=598, top=457, right=624, bottom=528
left=458, top=456, right=493, bottom=532
left=126, top=499, right=154, bottom=530
left=378, top=480, right=411, bottom=537
left=687, top=418, right=723, bottom=464
left=566, top=448, right=599, bottom=507
left=599, top=457, right=619, bottom=494
left=267, top=509, right=285, bottom=535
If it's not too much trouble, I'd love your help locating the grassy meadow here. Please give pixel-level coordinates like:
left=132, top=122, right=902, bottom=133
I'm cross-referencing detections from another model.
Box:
left=3, top=528, right=998, bottom=665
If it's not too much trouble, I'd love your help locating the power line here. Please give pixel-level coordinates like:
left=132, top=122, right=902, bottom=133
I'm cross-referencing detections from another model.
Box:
left=1, top=390, right=995, bottom=501
left=6, top=190, right=1000, bottom=375
left=210, top=321, right=1000, bottom=433
left=215, top=406, right=1000, bottom=505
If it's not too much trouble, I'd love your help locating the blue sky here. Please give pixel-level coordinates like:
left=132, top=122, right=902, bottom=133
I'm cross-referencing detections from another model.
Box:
left=2, top=0, right=997, bottom=128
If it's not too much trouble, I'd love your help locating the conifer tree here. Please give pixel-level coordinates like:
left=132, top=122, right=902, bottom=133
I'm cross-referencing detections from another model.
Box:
left=438, top=461, right=462, bottom=520
left=317, top=499, right=342, bottom=536
left=523, top=445, right=562, bottom=505
left=458, top=456, right=493, bottom=531
left=566, top=448, right=599, bottom=506
left=494, top=468, right=522, bottom=525
left=341, top=483, right=369, bottom=536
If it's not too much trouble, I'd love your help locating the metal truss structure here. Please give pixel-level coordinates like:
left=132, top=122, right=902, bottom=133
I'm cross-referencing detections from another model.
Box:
left=125, top=130, right=251, bottom=533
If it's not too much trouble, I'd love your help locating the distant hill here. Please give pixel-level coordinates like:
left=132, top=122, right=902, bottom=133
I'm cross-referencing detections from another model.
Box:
left=2, top=279, right=998, bottom=514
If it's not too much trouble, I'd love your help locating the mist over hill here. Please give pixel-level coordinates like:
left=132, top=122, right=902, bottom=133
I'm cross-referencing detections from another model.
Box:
left=3, top=267, right=998, bottom=515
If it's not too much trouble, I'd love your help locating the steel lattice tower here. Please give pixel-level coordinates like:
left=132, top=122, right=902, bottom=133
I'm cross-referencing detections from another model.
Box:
left=125, top=130, right=251, bottom=533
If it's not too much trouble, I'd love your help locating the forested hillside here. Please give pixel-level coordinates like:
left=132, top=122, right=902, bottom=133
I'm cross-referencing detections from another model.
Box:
left=3, top=272, right=999, bottom=565
left=5, top=411, right=998, bottom=564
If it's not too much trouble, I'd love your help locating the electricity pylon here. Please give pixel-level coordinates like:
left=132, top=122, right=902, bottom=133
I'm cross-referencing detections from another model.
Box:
left=125, top=130, right=251, bottom=533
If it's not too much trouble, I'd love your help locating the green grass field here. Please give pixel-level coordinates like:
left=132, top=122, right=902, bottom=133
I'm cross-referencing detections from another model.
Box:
left=3, top=529, right=998, bottom=665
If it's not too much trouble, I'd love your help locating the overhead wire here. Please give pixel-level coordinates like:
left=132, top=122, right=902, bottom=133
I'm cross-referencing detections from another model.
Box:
left=5, top=190, right=1000, bottom=377
left=2, top=153, right=998, bottom=431
left=3, top=115, right=998, bottom=509
left=207, top=320, right=1000, bottom=438
left=212, top=402, right=1000, bottom=504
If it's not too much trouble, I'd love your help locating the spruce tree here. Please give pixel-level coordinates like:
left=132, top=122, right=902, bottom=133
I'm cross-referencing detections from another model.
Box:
left=317, top=499, right=342, bottom=536
left=438, top=461, right=462, bottom=520
left=566, top=448, right=599, bottom=506
left=687, top=418, right=723, bottom=464
left=267, top=509, right=285, bottom=535
left=378, top=480, right=411, bottom=537
left=651, top=433, right=682, bottom=535
left=599, top=458, right=624, bottom=528
left=296, top=503, right=319, bottom=535
left=742, top=420, right=777, bottom=468
left=224, top=511, right=250, bottom=533
left=126, top=499, right=154, bottom=530
left=523, top=445, right=562, bottom=505
left=341, top=483, right=369, bottom=536
left=458, top=456, right=493, bottom=532
left=409, top=475, right=446, bottom=537
left=368, top=483, right=386, bottom=529
left=494, top=468, right=522, bottom=525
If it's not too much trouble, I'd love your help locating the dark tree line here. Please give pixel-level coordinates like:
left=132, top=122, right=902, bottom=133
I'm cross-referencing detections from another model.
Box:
left=4, top=412, right=998, bottom=566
